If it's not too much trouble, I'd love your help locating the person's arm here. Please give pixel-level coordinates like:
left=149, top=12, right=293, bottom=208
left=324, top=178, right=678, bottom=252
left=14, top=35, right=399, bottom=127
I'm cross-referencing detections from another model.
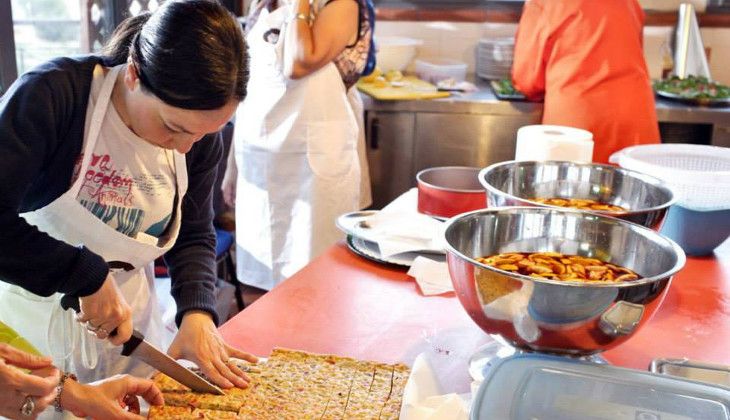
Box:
left=164, top=133, right=258, bottom=389
left=0, top=64, right=109, bottom=298
left=635, top=1, right=646, bottom=49
left=163, top=132, right=223, bottom=327
left=60, top=374, right=163, bottom=420
left=511, top=0, right=550, bottom=100
left=220, top=135, right=237, bottom=208
left=0, top=344, right=59, bottom=419
left=282, top=0, right=359, bottom=79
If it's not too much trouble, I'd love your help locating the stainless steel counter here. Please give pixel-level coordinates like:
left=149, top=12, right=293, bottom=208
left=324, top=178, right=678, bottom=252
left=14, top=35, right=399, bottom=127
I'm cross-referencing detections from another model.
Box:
left=362, top=82, right=541, bottom=116
left=362, top=78, right=730, bottom=125
left=361, top=77, right=730, bottom=208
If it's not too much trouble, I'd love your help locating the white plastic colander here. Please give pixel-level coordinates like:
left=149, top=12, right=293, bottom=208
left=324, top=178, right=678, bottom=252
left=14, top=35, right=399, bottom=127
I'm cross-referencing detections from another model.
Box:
left=610, top=144, right=730, bottom=211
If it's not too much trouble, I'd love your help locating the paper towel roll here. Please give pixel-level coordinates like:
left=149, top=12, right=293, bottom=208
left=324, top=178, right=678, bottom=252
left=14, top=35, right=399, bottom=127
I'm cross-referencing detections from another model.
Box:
left=515, top=125, right=594, bottom=163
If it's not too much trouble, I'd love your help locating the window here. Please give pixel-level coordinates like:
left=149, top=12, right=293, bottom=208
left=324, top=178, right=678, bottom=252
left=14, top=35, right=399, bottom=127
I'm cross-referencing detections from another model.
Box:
left=1, top=0, right=18, bottom=93
left=11, top=0, right=83, bottom=75
left=0, top=0, right=172, bottom=93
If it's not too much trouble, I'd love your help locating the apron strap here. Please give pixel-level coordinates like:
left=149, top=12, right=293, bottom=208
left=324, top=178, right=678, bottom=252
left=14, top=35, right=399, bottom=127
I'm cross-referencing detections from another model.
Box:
left=68, top=65, right=124, bottom=196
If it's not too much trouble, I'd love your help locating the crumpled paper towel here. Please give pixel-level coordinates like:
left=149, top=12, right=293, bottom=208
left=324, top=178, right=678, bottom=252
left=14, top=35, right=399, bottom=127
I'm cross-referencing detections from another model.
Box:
left=407, top=256, right=454, bottom=296
left=400, top=354, right=469, bottom=420
left=359, top=211, right=445, bottom=258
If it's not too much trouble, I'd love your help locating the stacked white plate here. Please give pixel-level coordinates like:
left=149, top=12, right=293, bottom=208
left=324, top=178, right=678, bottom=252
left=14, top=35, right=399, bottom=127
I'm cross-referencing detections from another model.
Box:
left=476, top=37, right=514, bottom=80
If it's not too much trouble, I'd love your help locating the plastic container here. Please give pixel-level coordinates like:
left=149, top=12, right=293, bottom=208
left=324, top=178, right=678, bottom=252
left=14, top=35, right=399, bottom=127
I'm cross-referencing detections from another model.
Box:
left=471, top=354, right=730, bottom=420
left=374, top=36, right=422, bottom=71
left=659, top=205, right=730, bottom=255
left=610, top=144, right=730, bottom=255
left=414, top=58, right=467, bottom=84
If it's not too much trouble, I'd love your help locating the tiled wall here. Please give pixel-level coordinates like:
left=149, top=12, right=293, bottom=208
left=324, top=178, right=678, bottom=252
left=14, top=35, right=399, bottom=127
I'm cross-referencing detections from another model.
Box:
left=375, top=21, right=730, bottom=83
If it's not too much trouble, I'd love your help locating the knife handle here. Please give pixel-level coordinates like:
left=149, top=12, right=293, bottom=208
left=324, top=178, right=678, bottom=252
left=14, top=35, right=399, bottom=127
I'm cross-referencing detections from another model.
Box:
left=120, top=330, right=145, bottom=356
left=60, top=295, right=144, bottom=356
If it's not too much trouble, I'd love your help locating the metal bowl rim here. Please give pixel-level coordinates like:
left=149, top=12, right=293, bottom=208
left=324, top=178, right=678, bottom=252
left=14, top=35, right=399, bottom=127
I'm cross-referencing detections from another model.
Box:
left=443, top=206, right=687, bottom=288
left=478, top=160, right=678, bottom=213
left=417, top=166, right=485, bottom=194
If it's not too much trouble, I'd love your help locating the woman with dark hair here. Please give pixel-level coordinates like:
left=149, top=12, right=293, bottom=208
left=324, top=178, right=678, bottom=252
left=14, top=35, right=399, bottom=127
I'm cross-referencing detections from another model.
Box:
left=222, top=0, right=376, bottom=291
left=0, top=0, right=256, bottom=400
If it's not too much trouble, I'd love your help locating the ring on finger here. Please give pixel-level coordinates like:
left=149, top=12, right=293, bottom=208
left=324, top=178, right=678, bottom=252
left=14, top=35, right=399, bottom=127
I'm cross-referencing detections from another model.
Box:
left=86, top=322, right=100, bottom=332
left=19, top=396, right=35, bottom=417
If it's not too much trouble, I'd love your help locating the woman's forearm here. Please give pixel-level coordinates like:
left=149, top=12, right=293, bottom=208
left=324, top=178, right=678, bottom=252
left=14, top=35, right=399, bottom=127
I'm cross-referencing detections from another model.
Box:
left=283, top=0, right=314, bottom=78
left=283, top=0, right=358, bottom=79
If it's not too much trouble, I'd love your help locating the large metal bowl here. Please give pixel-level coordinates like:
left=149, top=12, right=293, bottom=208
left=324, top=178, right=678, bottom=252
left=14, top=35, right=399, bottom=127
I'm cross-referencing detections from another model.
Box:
left=479, top=160, right=676, bottom=230
left=444, top=207, right=686, bottom=356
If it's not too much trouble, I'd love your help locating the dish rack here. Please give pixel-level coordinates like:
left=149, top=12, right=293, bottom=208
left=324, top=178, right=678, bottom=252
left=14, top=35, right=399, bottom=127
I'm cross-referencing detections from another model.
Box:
left=476, top=37, right=514, bottom=81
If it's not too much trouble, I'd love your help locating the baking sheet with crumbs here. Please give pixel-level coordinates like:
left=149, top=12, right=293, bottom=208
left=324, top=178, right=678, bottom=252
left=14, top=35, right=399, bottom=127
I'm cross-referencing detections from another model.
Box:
left=148, top=348, right=410, bottom=419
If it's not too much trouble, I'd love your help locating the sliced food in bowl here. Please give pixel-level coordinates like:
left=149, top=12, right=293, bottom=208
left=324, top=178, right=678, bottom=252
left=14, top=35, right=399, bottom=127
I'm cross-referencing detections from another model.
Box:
left=530, top=198, right=627, bottom=213
left=476, top=252, right=640, bottom=283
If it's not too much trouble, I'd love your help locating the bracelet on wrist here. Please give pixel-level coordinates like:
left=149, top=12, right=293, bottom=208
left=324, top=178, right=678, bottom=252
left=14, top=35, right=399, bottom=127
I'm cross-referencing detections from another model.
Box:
left=293, top=12, right=313, bottom=25
left=54, top=372, right=78, bottom=413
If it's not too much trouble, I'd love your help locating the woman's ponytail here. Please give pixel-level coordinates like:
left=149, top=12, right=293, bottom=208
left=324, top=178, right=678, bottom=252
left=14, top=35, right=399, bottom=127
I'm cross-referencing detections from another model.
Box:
left=100, top=12, right=152, bottom=66
left=99, top=0, right=247, bottom=110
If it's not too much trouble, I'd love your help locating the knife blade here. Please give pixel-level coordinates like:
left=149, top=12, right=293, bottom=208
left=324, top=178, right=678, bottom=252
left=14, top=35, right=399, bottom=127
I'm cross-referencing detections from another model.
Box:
left=60, top=295, right=224, bottom=395
left=122, top=331, right=224, bottom=394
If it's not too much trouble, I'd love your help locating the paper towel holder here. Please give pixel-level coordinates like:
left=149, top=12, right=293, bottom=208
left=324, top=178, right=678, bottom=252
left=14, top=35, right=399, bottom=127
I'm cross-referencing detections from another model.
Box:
left=673, top=3, right=711, bottom=80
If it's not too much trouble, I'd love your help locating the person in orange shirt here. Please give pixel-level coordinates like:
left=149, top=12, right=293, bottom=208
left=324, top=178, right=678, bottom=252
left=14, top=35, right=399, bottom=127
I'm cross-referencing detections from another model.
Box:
left=512, top=0, right=660, bottom=164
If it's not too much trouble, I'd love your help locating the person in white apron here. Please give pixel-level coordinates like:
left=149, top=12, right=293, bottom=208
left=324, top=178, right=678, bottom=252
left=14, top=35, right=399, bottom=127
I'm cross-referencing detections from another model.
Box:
left=0, top=2, right=256, bottom=415
left=0, top=63, right=188, bottom=384
left=223, top=0, right=375, bottom=291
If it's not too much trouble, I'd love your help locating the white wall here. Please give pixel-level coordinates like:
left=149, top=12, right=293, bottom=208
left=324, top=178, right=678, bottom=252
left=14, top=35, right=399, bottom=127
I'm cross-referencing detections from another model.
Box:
left=375, top=21, right=730, bottom=84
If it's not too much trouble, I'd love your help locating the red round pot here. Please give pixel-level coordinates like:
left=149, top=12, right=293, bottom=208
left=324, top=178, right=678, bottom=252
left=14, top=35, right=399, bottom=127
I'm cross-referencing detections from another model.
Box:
left=417, top=166, right=486, bottom=218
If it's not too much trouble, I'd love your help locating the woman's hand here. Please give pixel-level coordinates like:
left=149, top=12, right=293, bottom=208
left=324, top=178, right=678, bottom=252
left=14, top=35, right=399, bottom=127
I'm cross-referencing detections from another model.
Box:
left=168, top=311, right=258, bottom=389
left=61, top=374, right=163, bottom=420
left=0, top=344, right=60, bottom=419
left=77, top=274, right=133, bottom=346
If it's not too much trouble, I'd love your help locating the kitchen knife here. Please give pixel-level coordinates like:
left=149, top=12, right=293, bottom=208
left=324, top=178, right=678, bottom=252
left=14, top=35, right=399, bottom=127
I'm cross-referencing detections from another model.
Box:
left=60, top=295, right=224, bottom=395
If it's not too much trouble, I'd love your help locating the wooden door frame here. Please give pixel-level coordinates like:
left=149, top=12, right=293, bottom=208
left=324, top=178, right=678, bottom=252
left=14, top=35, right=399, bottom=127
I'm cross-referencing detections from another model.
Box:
left=0, top=0, right=18, bottom=94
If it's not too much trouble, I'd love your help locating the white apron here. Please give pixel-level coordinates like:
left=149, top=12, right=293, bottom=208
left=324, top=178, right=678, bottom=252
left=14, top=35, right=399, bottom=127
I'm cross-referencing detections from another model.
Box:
left=234, top=5, right=361, bottom=290
left=0, top=65, right=188, bottom=384
left=348, top=86, right=372, bottom=209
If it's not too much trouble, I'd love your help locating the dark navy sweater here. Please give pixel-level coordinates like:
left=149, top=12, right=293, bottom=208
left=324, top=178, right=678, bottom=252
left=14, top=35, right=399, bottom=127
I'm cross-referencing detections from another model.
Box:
left=0, top=55, right=223, bottom=326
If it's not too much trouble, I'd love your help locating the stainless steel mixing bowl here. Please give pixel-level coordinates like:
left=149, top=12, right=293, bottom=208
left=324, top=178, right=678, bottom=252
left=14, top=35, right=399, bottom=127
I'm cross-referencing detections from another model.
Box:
left=444, top=207, right=686, bottom=356
left=479, top=160, right=676, bottom=230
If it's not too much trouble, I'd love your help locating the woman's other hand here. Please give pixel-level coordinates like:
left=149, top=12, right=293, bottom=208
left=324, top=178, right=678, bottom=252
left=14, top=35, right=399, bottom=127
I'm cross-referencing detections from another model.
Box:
left=61, top=374, right=163, bottom=420
left=168, top=311, right=258, bottom=389
left=0, top=344, right=59, bottom=419
left=77, top=274, right=133, bottom=346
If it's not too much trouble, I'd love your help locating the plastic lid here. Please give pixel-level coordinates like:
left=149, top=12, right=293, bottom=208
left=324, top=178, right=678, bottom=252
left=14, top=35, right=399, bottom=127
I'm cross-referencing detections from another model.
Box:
left=471, top=354, right=730, bottom=420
